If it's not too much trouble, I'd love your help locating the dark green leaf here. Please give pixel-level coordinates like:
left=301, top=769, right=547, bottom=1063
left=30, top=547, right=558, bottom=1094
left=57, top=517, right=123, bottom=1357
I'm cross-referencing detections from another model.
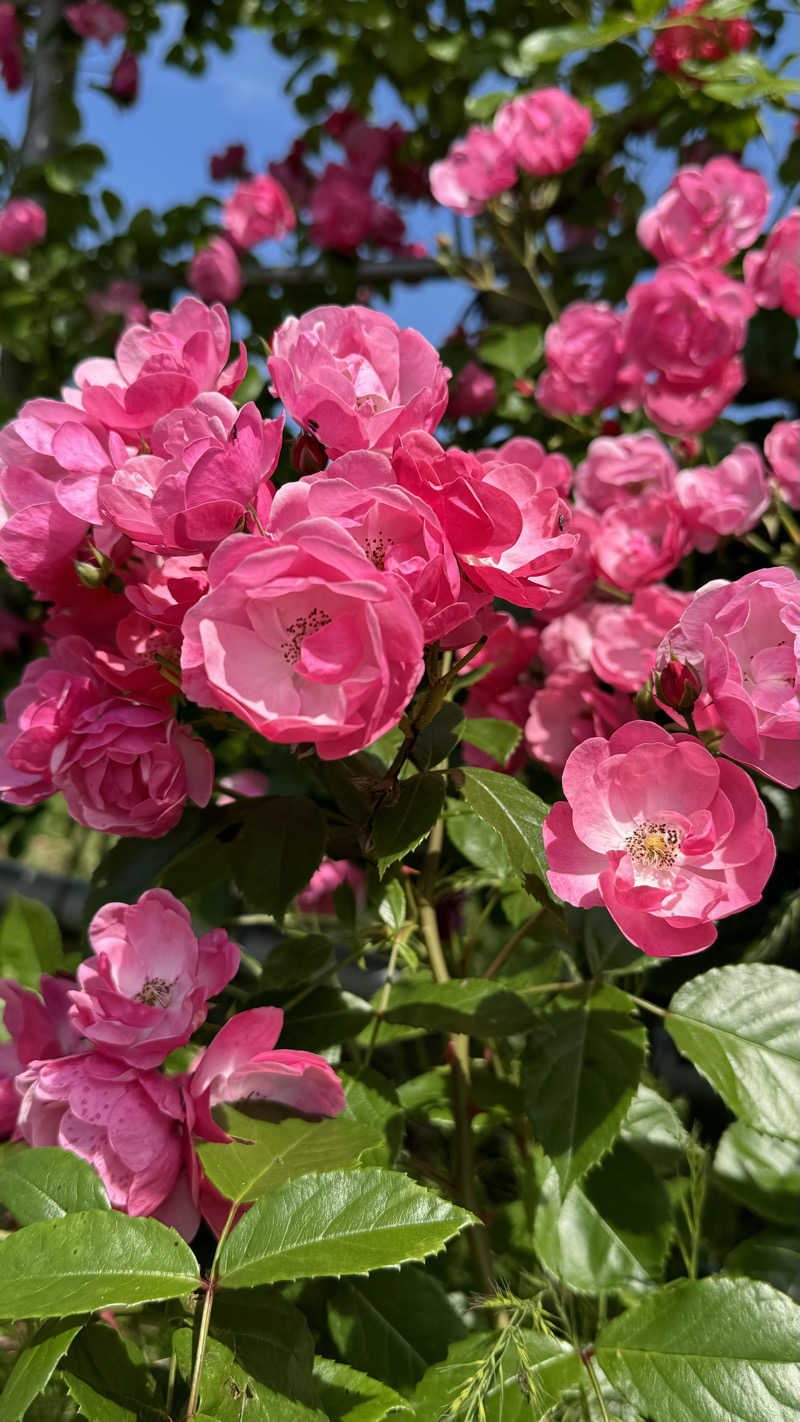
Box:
left=0, top=1318, right=82, bottom=1422
left=61, top=1324, right=162, bottom=1422
left=412, top=1331, right=581, bottom=1422
left=261, top=935, right=335, bottom=991
left=327, top=1266, right=467, bottom=1392
left=384, top=972, right=538, bottom=1036
left=313, top=1357, right=410, bottom=1421
left=234, top=797, right=327, bottom=919
left=410, top=703, right=464, bottom=771
left=0, top=894, right=62, bottom=988
left=338, top=1066, right=405, bottom=1168
left=713, top=1122, right=800, bottom=1225
left=279, top=987, right=372, bottom=1052
left=0, top=1148, right=110, bottom=1225
left=446, top=805, right=510, bottom=878
left=85, top=806, right=218, bottom=920
left=212, top=1287, right=318, bottom=1404
left=459, top=768, right=550, bottom=887
left=725, top=1230, right=800, bottom=1302
left=373, top=774, right=446, bottom=876
left=172, top=1330, right=324, bottom=1422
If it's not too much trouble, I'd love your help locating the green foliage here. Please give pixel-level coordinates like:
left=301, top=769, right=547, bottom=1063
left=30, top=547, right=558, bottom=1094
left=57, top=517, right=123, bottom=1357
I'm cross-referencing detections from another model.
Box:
left=198, top=1108, right=383, bottom=1203
left=0, top=1148, right=110, bottom=1225
left=313, top=1356, right=411, bottom=1420
left=373, top=774, right=447, bottom=875
left=327, top=1267, right=467, bottom=1391
left=459, top=768, right=551, bottom=889
left=0, top=894, right=63, bottom=988
left=234, top=797, right=328, bottom=918
left=411, top=1331, right=582, bottom=1422
left=0, top=1319, right=83, bottom=1422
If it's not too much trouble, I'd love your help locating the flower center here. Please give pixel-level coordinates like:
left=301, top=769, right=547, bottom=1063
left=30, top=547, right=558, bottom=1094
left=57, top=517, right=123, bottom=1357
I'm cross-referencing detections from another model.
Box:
left=280, top=608, right=331, bottom=666
left=363, top=532, right=393, bottom=571
left=134, top=976, right=173, bottom=1008
left=625, top=821, right=682, bottom=870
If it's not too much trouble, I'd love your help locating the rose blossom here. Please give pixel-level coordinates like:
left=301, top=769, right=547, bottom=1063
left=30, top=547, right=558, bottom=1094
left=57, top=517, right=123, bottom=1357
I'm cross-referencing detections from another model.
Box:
left=674, top=444, right=769, bottom=552
left=296, top=859, right=366, bottom=914
left=539, top=602, right=605, bottom=674
left=65, top=3, right=125, bottom=42
left=68, top=890, right=240, bottom=1069
left=210, top=143, right=248, bottom=182
left=591, top=492, right=690, bottom=592
left=217, top=769, right=269, bottom=803
left=0, top=463, right=88, bottom=600
left=536, top=302, right=643, bottom=417
left=0, top=198, right=47, bottom=256
left=448, top=361, right=497, bottom=419
left=222, top=174, right=295, bottom=248
left=1, top=976, right=79, bottom=1136
left=87, top=279, right=148, bottom=326
left=624, top=263, right=754, bottom=434
left=309, top=163, right=374, bottom=252
left=459, top=615, right=540, bottom=772
left=525, top=669, right=636, bottom=774
left=0, top=3, right=23, bottom=93
left=590, top=585, right=690, bottom=692
left=429, top=126, right=516, bottom=215
left=765, top=420, right=799, bottom=508
left=637, top=158, right=769, bottom=267
left=188, top=237, right=243, bottom=305
left=181, top=520, right=424, bottom=760
left=573, top=432, right=677, bottom=513
left=653, top=0, right=753, bottom=76
left=109, top=48, right=138, bottom=104
left=477, top=437, right=572, bottom=498
left=544, top=722, right=775, bottom=956
left=493, top=88, right=592, bottom=176
left=743, top=212, right=800, bottom=320
left=268, top=305, right=450, bottom=458
left=656, top=568, right=800, bottom=789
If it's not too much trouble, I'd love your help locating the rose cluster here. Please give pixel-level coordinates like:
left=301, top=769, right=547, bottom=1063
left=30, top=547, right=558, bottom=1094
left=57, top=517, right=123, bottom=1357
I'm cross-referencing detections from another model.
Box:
left=0, top=889, right=345, bottom=1238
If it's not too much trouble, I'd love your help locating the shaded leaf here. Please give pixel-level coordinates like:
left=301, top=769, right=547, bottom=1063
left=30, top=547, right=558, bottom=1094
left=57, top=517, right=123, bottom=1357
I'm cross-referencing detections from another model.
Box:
left=172, top=1330, right=324, bottom=1422
left=410, top=703, right=464, bottom=771
left=235, top=797, right=327, bottom=919
left=725, top=1230, right=800, bottom=1302
left=713, top=1122, right=800, bottom=1226
left=0, top=1318, right=82, bottom=1422
left=212, top=1287, right=318, bottom=1404
left=446, top=805, right=510, bottom=879
left=61, top=1324, right=162, bottom=1422
left=460, top=717, right=522, bottom=767
left=373, top=775, right=446, bottom=876
left=279, top=987, right=372, bottom=1052
left=313, top=1357, right=410, bottom=1421
left=384, top=972, right=538, bottom=1036
left=327, top=1266, right=467, bottom=1391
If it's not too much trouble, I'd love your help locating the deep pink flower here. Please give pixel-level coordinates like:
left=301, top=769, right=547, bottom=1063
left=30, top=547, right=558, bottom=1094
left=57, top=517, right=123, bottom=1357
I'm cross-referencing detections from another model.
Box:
left=65, top=3, right=125, bottom=43
left=0, top=463, right=88, bottom=600
left=109, top=48, right=138, bottom=104
left=656, top=568, right=800, bottom=788
left=536, top=302, right=643, bottom=417
left=525, top=669, right=635, bottom=774
left=0, top=605, right=27, bottom=656
left=539, top=601, right=604, bottom=675
left=297, top=859, right=366, bottom=914
left=0, top=977, right=79, bottom=1136
left=743, top=212, right=800, bottom=319
left=188, top=237, right=242, bottom=306
left=624, top=264, right=754, bottom=434
left=534, top=509, right=600, bottom=618
left=181, top=522, right=424, bottom=760
left=638, top=158, right=769, bottom=267
left=188, top=1007, right=345, bottom=1142
left=268, top=305, right=450, bottom=458
left=269, top=140, right=313, bottom=208
left=674, top=444, right=769, bottom=551
left=448, top=362, right=497, bottom=419
left=459, top=613, right=540, bottom=698
left=222, top=174, right=295, bottom=249
left=493, top=88, right=592, bottom=176
left=210, top=143, right=248, bottom=182
left=429, top=126, right=516, bottom=215
left=573, top=432, right=677, bottom=513
left=477, top=437, right=572, bottom=498
left=591, top=585, right=691, bottom=692
left=591, top=491, right=690, bottom=592
left=544, top=722, right=775, bottom=956
left=653, top=0, right=753, bottom=76
left=0, top=198, right=46, bottom=256
left=309, top=164, right=374, bottom=252
left=765, top=420, right=799, bottom=509
left=0, top=3, right=23, bottom=93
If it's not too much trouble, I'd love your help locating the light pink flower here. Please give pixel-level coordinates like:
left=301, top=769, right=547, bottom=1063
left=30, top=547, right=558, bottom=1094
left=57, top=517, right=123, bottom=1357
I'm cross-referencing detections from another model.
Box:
left=448, top=362, right=497, bottom=419
left=188, top=237, right=243, bottom=306
left=222, top=174, right=295, bottom=249
left=625, top=263, right=754, bottom=434
left=544, top=722, right=775, bottom=956
left=525, top=669, right=635, bottom=774
left=539, top=601, right=604, bottom=674
left=297, top=859, right=366, bottom=914
left=1, top=977, right=79, bottom=1136
left=65, top=3, right=126, bottom=43
left=87, top=280, right=148, bottom=326
left=536, top=302, right=643, bottom=417
left=217, top=769, right=269, bottom=804
left=188, top=1007, right=346, bottom=1142
left=0, top=198, right=46, bottom=256
left=653, top=0, right=753, bottom=76
left=591, top=492, right=690, bottom=592
left=534, top=509, right=600, bottom=618
left=181, top=521, right=424, bottom=760
left=477, top=437, right=572, bottom=497
left=674, top=444, right=769, bottom=551
left=656, top=568, right=800, bottom=788
left=68, top=890, right=240, bottom=1069
left=573, top=432, right=677, bottom=513
left=309, top=163, right=375, bottom=252
left=591, top=585, right=691, bottom=692
left=16, top=1053, right=188, bottom=1220
left=743, top=211, right=800, bottom=319
left=493, top=88, right=592, bottom=176
left=0, top=462, right=88, bottom=600
left=765, top=420, right=799, bottom=508
left=268, top=305, right=450, bottom=458
left=429, top=127, right=516, bottom=214
left=638, top=158, right=769, bottom=267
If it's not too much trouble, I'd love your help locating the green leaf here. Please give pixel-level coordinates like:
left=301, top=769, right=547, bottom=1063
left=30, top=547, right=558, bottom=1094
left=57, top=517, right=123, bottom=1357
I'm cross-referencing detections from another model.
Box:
left=234, top=797, right=327, bottom=919
left=459, top=768, right=550, bottom=888
left=534, top=1143, right=673, bottom=1294
left=725, top=1230, right=800, bottom=1302
left=85, top=806, right=218, bottom=919
left=217, top=1168, right=474, bottom=1289
left=621, top=1083, right=689, bottom=1173
left=278, top=987, right=372, bottom=1052
left=338, top=1066, right=405, bottom=1168
left=0, top=1318, right=83, bottom=1422
left=0, top=894, right=62, bottom=988
left=212, top=1287, right=318, bottom=1404
left=409, top=703, right=464, bottom=771
left=198, top=1110, right=383, bottom=1203
left=412, top=1332, right=581, bottom=1422
left=0, top=1148, right=110, bottom=1225
left=522, top=986, right=646, bottom=1195
left=596, top=1276, right=800, bottom=1422
left=327, top=1266, right=467, bottom=1391
left=478, top=323, right=543, bottom=376
left=666, top=965, right=800, bottom=1140
left=460, top=717, right=522, bottom=767
left=446, top=805, right=511, bottom=879
left=313, top=1357, right=410, bottom=1421
left=373, top=774, right=446, bottom=876
left=260, top=935, right=335, bottom=991
left=0, top=1212, right=199, bottom=1317
left=61, top=1324, right=163, bottom=1422
left=713, top=1122, right=800, bottom=1225
left=172, top=1330, right=324, bottom=1422
left=383, top=971, right=538, bottom=1036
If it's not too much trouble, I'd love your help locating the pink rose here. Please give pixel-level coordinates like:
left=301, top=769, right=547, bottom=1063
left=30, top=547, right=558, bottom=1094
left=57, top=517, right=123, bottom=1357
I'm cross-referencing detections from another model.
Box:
left=525, top=669, right=636, bottom=775
left=458, top=614, right=540, bottom=698
left=269, top=140, right=314, bottom=207
left=222, top=174, right=295, bottom=249
left=181, top=521, right=424, bottom=760
left=0, top=198, right=47, bottom=256
left=297, top=859, right=366, bottom=914
left=448, top=362, right=497, bottom=419
left=309, top=164, right=375, bottom=253
left=477, top=437, right=572, bottom=498
left=429, top=127, right=516, bottom=215
left=0, top=3, right=23, bottom=93
left=493, top=88, right=592, bottom=176
left=210, top=143, right=248, bottom=182
left=624, top=264, right=754, bottom=434
left=87, top=280, right=148, bottom=326
left=217, top=769, right=269, bottom=804
left=67, top=890, right=239, bottom=1069
left=268, top=305, right=450, bottom=458
left=109, top=48, right=138, bottom=104
left=0, top=976, right=79, bottom=1136
left=743, top=212, right=800, bottom=319
left=765, top=420, right=799, bottom=508
left=656, top=568, right=800, bottom=788
left=65, top=3, right=126, bottom=42
left=534, top=509, right=600, bottom=618
left=591, top=491, right=690, bottom=592
left=543, top=722, right=775, bottom=956
left=573, top=432, right=677, bottom=513
left=16, top=1053, right=188, bottom=1221
left=536, top=302, right=643, bottom=417
left=540, top=602, right=604, bottom=674
left=653, top=0, right=753, bottom=76
left=0, top=463, right=88, bottom=600
left=188, top=237, right=243, bottom=306
left=638, top=158, right=769, bottom=267
left=188, top=1007, right=346, bottom=1141
left=674, top=444, right=769, bottom=552
left=590, top=585, right=690, bottom=692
